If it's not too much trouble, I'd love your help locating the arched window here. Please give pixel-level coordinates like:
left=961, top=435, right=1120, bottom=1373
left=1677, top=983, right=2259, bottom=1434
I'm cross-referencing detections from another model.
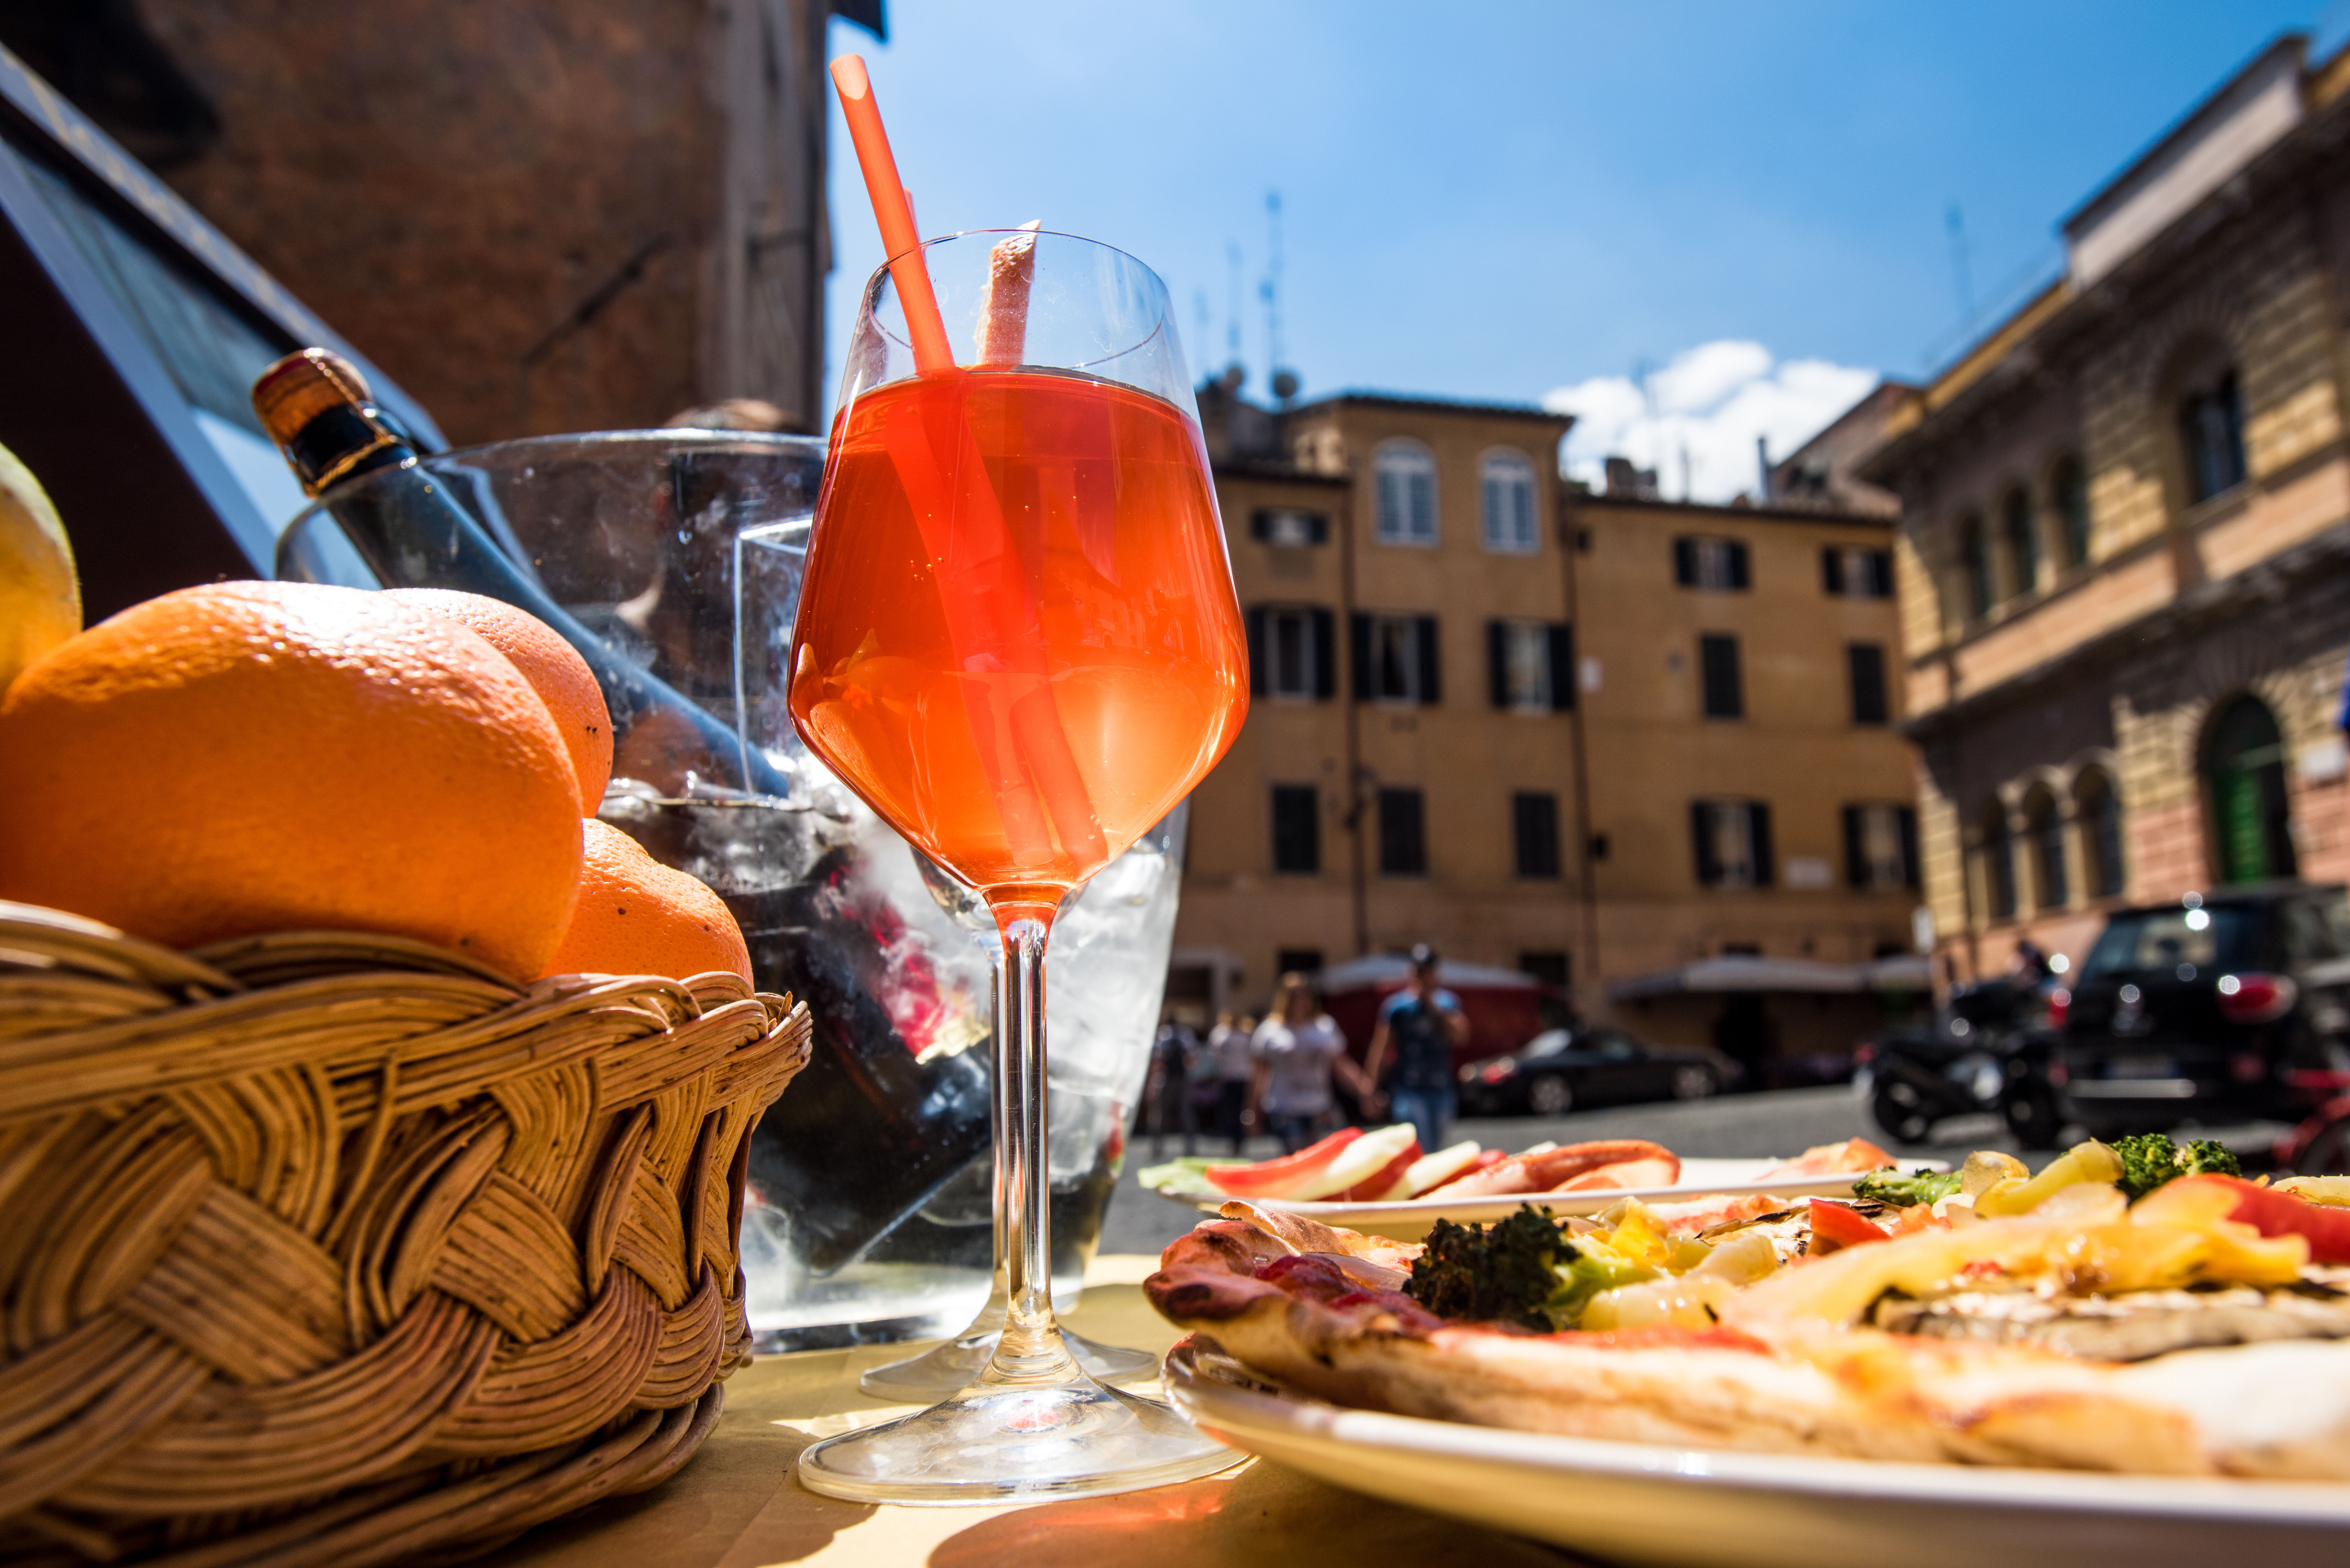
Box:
left=1479, top=449, right=1538, bottom=553
left=1959, top=511, right=1993, bottom=621
left=2075, top=767, right=2124, bottom=899
left=2000, top=486, right=2038, bottom=598
left=2051, top=454, right=2090, bottom=568
left=2173, top=346, right=2247, bottom=505
left=2204, top=695, right=2297, bottom=883
left=1979, top=800, right=2016, bottom=922
left=1374, top=440, right=1437, bottom=545
left=2022, top=785, right=2066, bottom=910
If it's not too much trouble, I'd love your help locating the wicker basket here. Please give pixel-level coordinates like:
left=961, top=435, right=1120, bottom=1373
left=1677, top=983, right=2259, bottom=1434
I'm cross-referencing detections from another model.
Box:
left=0, top=900, right=812, bottom=1568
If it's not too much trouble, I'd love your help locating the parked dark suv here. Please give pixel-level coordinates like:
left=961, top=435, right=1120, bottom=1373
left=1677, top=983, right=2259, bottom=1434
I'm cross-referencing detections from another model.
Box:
left=2052, top=882, right=2350, bottom=1136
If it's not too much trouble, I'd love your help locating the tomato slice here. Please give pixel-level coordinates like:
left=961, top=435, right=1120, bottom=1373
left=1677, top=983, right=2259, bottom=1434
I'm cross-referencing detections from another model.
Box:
left=1205, top=1128, right=1363, bottom=1198
left=2189, top=1175, right=2350, bottom=1264
left=1335, top=1139, right=1423, bottom=1202
left=1808, top=1198, right=1891, bottom=1253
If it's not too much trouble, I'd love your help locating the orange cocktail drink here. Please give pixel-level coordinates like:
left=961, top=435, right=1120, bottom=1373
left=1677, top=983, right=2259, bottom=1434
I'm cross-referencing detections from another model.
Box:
left=791, top=58, right=1247, bottom=1503
left=792, top=366, right=1245, bottom=905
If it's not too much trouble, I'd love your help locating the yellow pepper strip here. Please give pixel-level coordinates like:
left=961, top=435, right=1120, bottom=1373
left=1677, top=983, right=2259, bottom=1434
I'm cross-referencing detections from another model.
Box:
left=1975, top=1140, right=2122, bottom=1217
left=1960, top=1149, right=2028, bottom=1198
left=1725, top=1204, right=2306, bottom=1332
left=2276, top=1175, right=2350, bottom=1209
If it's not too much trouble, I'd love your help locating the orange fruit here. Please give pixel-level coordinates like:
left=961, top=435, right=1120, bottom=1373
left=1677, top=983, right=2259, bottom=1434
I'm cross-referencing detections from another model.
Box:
left=543, top=818, right=751, bottom=984
left=384, top=587, right=612, bottom=814
left=0, top=580, right=583, bottom=979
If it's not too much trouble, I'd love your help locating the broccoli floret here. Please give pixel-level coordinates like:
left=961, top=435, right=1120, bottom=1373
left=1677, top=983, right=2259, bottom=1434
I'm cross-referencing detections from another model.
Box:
left=1405, top=1205, right=1573, bottom=1330
left=1853, top=1167, right=1963, bottom=1208
left=2180, top=1137, right=2243, bottom=1182
left=1543, top=1249, right=1662, bottom=1326
left=2111, top=1133, right=2243, bottom=1201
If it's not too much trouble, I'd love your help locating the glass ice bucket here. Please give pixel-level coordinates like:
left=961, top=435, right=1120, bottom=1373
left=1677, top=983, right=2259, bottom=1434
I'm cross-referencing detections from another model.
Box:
left=279, top=430, right=1185, bottom=1346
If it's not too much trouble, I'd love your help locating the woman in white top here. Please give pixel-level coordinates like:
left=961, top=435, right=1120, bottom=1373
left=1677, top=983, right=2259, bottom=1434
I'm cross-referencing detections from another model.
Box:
left=1249, top=973, right=1371, bottom=1154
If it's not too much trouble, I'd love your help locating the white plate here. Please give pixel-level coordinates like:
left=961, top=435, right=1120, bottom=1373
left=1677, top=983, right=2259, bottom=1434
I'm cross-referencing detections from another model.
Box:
left=1162, top=1337, right=2350, bottom=1568
left=1174, top=1158, right=1891, bottom=1242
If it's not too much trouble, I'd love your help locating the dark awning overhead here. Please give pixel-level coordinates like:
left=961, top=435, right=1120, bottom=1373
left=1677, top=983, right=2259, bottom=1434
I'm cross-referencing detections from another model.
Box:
left=1610, top=955, right=1930, bottom=1001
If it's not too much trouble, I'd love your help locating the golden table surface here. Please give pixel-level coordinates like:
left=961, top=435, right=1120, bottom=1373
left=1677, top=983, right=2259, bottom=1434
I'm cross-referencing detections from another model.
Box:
left=477, top=1256, right=1566, bottom=1568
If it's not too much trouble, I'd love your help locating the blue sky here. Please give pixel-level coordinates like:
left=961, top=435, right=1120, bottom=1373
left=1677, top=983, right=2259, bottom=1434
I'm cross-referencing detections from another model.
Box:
left=824, top=2, right=2346, bottom=498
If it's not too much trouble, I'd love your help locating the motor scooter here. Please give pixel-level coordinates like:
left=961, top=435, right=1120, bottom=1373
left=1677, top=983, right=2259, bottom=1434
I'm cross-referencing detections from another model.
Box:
left=1862, top=981, right=2036, bottom=1146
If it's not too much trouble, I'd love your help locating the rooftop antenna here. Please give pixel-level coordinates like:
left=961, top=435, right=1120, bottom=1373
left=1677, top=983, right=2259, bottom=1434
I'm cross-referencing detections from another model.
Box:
left=1946, top=203, right=1975, bottom=327
left=1226, top=241, right=1245, bottom=382
left=1633, top=355, right=1658, bottom=490
left=1263, top=190, right=1296, bottom=407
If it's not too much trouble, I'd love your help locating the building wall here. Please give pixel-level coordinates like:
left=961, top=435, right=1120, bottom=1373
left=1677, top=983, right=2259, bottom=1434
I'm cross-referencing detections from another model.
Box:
left=1175, top=397, right=1584, bottom=1017
left=134, top=0, right=835, bottom=444
left=1878, top=45, right=2350, bottom=984
left=1174, top=396, right=1924, bottom=1069
left=1572, top=496, right=1920, bottom=996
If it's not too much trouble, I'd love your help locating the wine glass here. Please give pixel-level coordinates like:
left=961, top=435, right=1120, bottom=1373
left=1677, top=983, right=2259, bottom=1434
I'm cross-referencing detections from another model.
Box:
left=788, top=230, right=1248, bottom=1503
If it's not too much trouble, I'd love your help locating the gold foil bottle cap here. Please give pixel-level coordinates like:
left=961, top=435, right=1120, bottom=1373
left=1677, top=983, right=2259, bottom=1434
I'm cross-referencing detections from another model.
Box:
left=250, top=348, right=374, bottom=447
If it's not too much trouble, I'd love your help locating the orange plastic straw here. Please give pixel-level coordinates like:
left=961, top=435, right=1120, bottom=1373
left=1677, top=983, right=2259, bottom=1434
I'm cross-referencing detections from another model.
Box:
left=825, top=63, right=1106, bottom=878
left=830, top=56, right=954, bottom=375
left=976, top=221, right=1040, bottom=365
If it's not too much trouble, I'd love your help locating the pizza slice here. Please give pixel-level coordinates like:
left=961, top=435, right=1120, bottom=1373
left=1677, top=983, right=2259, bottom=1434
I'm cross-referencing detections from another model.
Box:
left=1145, top=1156, right=2350, bottom=1479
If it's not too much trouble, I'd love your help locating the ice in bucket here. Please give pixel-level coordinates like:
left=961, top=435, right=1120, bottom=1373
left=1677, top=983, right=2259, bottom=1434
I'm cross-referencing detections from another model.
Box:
left=278, top=433, right=1181, bottom=1345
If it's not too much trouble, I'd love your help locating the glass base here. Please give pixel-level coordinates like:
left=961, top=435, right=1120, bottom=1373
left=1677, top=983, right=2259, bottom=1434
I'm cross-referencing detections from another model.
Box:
left=859, top=1320, right=1158, bottom=1400
left=798, top=1362, right=1237, bottom=1505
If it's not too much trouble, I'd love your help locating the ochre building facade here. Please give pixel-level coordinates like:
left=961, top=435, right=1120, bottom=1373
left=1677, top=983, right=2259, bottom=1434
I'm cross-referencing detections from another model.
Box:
left=1860, top=35, right=2350, bottom=982
left=1175, top=384, right=1924, bottom=1075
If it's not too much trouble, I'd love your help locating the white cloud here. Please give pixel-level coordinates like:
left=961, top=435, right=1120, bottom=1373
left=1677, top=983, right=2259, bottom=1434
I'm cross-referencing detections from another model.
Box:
left=1542, top=340, right=1879, bottom=504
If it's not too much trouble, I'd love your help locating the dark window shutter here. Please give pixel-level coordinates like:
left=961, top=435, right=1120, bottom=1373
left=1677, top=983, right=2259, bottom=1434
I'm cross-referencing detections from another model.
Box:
left=1379, top=788, right=1428, bottom=874
left=1271, top=785, right=1320, bottom=873
left=1672, top=536, right=1697, bottom=586
left=1897, top=805, right=1921, bottom=889
left=1842, top=805, right=1866, bottom=888
left=1245, top=607, right=1268, bottom=697
left=1415, top=614, right=1441, bottom=705
left=1867, top=550, right=1894, bottom=597
left=1311, top=512, right=1330, bottom=544
left=1513, top=792, right=1561, bottom=879
left=1691, top=802, right=1720, bottom=886
left=1748, top=802, right=1775, bottom=886
left=1821, top=546, right=1845, bottom=596
left=1311, top=608, right=1337, bottom=699
left=1728, top=541, right=1751, bottom=589
left=1249, top=510, right=1269, bottom=542
left=1487, top=620, right=1509, bottom=708
left=1700, top=634, right=1743, bottom=719
left=1349, top=612, right=1372, bottom=703
left=1547, top=623, right=1575, bottom=711
left=1848, top=643, right=1888, bottom=725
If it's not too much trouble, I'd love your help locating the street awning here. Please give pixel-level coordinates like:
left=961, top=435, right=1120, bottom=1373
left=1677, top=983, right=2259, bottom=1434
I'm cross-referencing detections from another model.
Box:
left=1315, top=954, right=1542, bottom=993
left=1608, top=954, right=1927, bottom=1001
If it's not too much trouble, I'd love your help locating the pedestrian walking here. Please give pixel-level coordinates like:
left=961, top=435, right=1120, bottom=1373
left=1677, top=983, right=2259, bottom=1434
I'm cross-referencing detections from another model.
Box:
left=1142, top=1009, right=1201, bottom=1156
left=1249, top=974, right=1369, bottom=1154
left=1202, top=1010, right=1255, bottom=1155
left=1362, top=944, right=1470, bottom=1154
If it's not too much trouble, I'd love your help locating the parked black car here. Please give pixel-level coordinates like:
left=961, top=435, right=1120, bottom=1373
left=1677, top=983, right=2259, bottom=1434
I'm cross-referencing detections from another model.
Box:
left=1456, top=1026, right=1736, bottom=1117
left=2049, top=882, right=2350, bottom=1138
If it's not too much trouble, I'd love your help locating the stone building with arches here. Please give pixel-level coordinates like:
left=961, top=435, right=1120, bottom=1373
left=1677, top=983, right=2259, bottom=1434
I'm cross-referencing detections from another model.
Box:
left=1858, top=34, right=2350, bottom=983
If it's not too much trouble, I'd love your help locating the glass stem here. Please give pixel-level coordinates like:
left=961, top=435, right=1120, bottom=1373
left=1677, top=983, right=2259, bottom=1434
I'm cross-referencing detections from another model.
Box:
left=988, top=908, right=1076, bottom=1383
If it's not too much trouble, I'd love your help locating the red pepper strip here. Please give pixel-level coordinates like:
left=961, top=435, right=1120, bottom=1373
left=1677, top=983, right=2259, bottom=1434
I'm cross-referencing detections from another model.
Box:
left=1333, top=1140, right=1422, bottom=1202
left=2189, top=1174, right=2350, bottom=1264
left=1205, top=1128, right=1363, bottom=1197
left=1808, top=1198, right=1891, bottom=1252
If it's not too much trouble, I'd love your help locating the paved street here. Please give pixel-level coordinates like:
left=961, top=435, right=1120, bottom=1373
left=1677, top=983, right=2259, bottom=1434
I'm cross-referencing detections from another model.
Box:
left=1097, top=1085, right=2291, bottom=1258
